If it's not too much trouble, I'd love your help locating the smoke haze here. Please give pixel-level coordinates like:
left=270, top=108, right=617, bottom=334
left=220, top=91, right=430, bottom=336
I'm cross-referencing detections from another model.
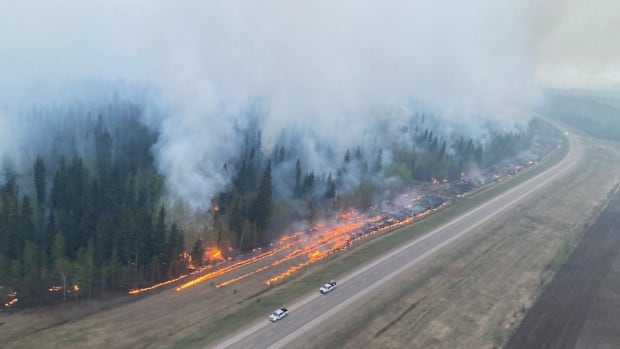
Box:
left=1, top=1, right=618, bottom=207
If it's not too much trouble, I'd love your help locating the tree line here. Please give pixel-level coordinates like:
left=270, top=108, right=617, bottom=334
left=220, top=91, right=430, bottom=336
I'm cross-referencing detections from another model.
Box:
left=1, top=102, right=536, bottom=308
left=1, top=112, right=186, bottom=307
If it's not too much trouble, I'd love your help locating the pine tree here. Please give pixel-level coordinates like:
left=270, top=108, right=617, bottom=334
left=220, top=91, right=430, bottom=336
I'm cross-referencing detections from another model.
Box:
left=33, top=157, right=46, bottom=206
left=191, top=238, right=204, bottom=269
left=154, top=206, right=167, bottom=261
left=251, top=161, right=272, bottom=243
left=51, top=233, right=68, bottom=302
left=374, top=149, right=383, bottom=173
left=294, top=159, right=302, bottom=198
left=325, top=173, right=336, bottom=199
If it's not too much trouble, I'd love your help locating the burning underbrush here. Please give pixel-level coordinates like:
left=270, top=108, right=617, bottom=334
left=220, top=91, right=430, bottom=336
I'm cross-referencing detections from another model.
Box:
left=125, top=132, right=560, bottom=297
left=128, top=189, right=447, bottom=295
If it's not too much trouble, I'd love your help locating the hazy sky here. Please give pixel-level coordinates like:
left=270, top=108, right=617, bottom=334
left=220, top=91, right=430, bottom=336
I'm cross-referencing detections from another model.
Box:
left=1, top=1, right=619, bottom=207
left=1, top=1, right=618, bottom=91
left=534, top=0, right=620, bottom=88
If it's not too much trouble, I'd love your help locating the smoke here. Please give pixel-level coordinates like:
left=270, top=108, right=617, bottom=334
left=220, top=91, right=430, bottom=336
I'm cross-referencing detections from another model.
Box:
left=533, top=0, right=620, bottom=88
left=3, top=1, right=615, bottom=208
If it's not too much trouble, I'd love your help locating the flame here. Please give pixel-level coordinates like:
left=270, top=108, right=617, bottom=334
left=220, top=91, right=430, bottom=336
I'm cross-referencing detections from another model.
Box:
left=128, top=273, right=192, bottom=295
left=133, top=189, right=441, bottom=294
left=204, top=246, right=224, bottom=263
left=175, top=241, right=297, bottom=291
left=4, top=298, right=18, bottom=308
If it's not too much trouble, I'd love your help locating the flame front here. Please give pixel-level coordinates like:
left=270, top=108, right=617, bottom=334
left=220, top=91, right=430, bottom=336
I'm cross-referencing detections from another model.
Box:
left=130, top=190, right=441, bottom=294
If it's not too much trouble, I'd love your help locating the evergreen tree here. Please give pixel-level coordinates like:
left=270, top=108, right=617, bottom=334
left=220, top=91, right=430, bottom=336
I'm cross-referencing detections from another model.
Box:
left=190, top=238, right=204, bottom=268
left=20, top=195, right=35, bottom=245
left=302, top=172, right=315, bottom=196
left=251, top=161, right=272, bottom=243
left=344, top=149, right=351, bottom=163
left=294, top=159, right=302, bottom=198
left=51, top=233, right=68, bottom=302
left=34, top=157, right=47, bottom=206
left=325, top=173, right=336, bottom=199
left=154, top=206, right=167, bottom=261
left=374, top=149, right=383, bottom=173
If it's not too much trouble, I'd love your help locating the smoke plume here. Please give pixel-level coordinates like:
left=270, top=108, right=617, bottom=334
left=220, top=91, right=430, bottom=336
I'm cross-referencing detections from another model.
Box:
left=2, top=1, right=617, bottom=207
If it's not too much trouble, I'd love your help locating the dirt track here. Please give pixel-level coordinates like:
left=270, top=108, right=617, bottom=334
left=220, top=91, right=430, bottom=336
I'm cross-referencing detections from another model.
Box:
left=504, top=185, right=620, bottom=349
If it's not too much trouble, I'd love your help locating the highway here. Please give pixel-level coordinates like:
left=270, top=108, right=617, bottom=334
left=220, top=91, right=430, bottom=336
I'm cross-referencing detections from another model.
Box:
left=214, top=130, right=582, bottom=349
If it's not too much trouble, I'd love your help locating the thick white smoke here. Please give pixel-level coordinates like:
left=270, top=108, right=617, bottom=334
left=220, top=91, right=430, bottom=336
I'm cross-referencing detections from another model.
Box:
left=2, top=0, right=617, bottom=208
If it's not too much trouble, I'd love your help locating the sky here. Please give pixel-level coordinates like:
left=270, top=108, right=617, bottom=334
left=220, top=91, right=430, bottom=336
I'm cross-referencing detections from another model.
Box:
left=1, top=0, right=619, bottom=207
left=533, top=0, right=620, bottom=89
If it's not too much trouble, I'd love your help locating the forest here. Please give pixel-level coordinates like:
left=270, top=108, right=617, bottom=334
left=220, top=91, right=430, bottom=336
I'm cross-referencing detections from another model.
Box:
left=544, top=89, right=620, bottom=140
left=0, top=100, right=533, bottom=308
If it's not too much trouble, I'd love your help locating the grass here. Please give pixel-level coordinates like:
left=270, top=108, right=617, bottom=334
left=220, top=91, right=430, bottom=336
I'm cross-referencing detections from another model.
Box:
left=174, top=134, right=569, bottom=348
left=550, top=235, right=574, bottom=269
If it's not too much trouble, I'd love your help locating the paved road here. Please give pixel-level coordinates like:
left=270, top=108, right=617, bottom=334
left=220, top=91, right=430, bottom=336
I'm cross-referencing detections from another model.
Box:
left=214, top=130, right=582, bottom=349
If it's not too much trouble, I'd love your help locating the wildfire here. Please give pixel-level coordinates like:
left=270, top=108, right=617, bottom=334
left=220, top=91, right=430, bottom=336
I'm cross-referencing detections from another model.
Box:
left=204, top=246, right=224, bottom=263
left=131, top=189, right=440, bottom=294
left=4, top=298, right=18, bottom=308
left=128, top=273, right=191, bottom=295
left=175, top=240, right=298, bottom=291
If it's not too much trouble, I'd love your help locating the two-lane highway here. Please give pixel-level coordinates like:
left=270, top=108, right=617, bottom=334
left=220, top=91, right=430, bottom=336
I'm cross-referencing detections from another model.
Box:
left=214, top=130, right=582, bottom=349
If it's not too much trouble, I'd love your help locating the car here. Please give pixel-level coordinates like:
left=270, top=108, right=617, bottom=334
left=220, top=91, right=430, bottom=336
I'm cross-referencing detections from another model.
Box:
left=319, top=280, right=337, bottom=294
left=269, top=308, right=288, bottom=322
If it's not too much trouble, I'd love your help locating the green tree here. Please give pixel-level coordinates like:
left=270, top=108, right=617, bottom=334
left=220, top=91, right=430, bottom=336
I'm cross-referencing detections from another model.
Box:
left=20, top=195, right=35, bottom=244
left=22, top=240, right=38, bottom=278
left=191, top=238, right=204, bottom=269
left=51, top=233, right=69, bottom=302
left=34, top=157, right=47, bottom=206
left=325, top=173, right=336, bottom=199
left=294, top=159, right=302, bottom=198
left=153, top=206, right=167, bottom=260
left=250, top=161, right=272, bottom=241
left=75, top=239, right=95, bottom=300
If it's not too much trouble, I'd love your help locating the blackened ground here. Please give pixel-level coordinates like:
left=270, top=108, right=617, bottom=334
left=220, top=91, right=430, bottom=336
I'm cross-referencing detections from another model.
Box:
left=504, top=188, right=620, bottom=349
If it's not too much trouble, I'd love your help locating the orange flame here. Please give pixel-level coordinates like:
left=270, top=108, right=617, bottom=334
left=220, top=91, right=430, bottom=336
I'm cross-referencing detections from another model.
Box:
left=142, top=191, right=434, bottom=293
left=204, top=246, right=224, bottom=263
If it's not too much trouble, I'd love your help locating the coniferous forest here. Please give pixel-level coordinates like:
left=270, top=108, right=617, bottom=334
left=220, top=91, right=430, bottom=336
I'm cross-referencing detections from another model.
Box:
left=0, top=100, right=536, bottom=308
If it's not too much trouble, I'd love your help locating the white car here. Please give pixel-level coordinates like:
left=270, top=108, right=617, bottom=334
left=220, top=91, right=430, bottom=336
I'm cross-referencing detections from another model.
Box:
left=319, top=281, right=337, bottom=294
left=269, top=308, right=288, bottom=322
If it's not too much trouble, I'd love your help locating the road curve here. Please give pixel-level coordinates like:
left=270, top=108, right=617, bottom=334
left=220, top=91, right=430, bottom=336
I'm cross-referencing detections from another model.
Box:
left=213, top=130, right=582, bottom=349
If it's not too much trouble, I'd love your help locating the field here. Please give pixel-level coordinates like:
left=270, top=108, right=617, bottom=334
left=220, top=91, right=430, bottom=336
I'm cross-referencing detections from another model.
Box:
left=505, top=181, right=620, bottom=348
left=295, top=136, right=620, bottom=348
left=0, top=133, right=616, bottom=349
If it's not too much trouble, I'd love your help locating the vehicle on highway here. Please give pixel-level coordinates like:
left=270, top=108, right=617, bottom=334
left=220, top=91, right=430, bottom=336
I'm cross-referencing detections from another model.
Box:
left=269, top=308, right=288, bottom=322
left=319, top=280, right=337, bottom=294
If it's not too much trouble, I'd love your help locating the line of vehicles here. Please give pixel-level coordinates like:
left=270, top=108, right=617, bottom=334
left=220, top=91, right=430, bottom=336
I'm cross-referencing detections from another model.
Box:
left=269, top=280, right=337, bottom=322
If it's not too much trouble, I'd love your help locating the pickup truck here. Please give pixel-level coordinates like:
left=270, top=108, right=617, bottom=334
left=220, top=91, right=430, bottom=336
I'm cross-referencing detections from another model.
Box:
left=319, top=280, right=337, bottom=294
